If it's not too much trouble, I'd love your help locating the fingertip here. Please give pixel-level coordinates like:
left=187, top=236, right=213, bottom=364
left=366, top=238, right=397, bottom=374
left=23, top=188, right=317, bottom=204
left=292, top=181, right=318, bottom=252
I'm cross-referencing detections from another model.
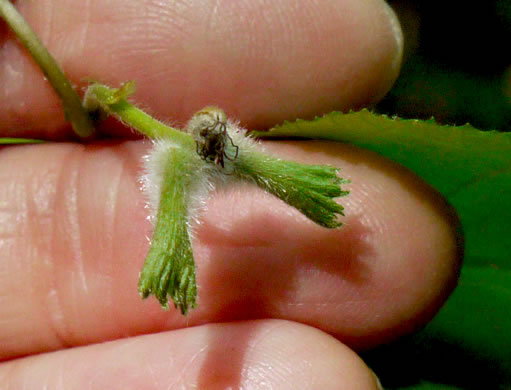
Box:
left=370, top=0, right=404, bottom=102
left=0, top=0, right=404, bottom=137
left=252, top=321, right=383, bottom=390
left=201, top=0, right=405, bottom=127
left=0, top=137, right=461, bottom=359
left=0, top=320, right=382, bottom=390
left=198, top=140, right=461, bottom=349
left=301, top=140, right=462, bottom=348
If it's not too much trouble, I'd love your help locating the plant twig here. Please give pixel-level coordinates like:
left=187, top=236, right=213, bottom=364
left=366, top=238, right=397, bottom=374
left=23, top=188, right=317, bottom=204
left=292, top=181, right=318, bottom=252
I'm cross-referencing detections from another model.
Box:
left=0, top=0, right=94, bottom=138
left=84, top=82, right=193, bottom=146
left=0, top=137, right=45, bottom=144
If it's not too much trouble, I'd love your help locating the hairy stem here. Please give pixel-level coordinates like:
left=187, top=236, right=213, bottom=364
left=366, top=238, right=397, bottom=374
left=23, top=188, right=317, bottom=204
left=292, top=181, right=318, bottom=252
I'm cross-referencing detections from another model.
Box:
left=84, top=82, right=194, bottom=147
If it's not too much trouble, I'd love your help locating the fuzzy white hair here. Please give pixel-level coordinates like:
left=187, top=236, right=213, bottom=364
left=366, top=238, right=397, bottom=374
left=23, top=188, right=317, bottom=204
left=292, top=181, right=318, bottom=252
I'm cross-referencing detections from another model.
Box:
left=140, top=108, right=262, bottom=232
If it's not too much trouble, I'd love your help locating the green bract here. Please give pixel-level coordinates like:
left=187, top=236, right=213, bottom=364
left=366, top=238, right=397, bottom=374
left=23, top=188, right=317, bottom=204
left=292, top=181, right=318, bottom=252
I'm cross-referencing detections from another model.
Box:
left=234, top=149, right=349, bottom=228
left=84, top=83, right=349, bottom=314
left=138, top=146, right=201, bottom=314
left=0, top=2, right=350, bottom=314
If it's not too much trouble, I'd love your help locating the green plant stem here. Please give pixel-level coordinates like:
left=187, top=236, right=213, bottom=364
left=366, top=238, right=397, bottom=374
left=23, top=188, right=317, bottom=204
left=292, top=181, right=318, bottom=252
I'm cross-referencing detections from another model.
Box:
left=0, top=137, right=45, bottom=144
left=0, top=0, right=94, bottom=138
left=84, top=83, right=194, bottom=147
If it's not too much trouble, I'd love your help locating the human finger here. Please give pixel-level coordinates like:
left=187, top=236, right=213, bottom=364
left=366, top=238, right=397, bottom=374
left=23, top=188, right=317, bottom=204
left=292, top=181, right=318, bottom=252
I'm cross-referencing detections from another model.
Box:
left=0, top=139, right=460, bottom=360
left=0, top=320, right=382, bottom=389
left=0, top=0, right=402, bottom=138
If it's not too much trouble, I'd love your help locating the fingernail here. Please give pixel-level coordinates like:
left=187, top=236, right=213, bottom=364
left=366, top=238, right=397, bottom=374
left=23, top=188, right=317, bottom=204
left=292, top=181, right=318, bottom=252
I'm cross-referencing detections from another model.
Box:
left=382, top=1, right=404, bottom=75
left=371, top=368, right=385, bottom=390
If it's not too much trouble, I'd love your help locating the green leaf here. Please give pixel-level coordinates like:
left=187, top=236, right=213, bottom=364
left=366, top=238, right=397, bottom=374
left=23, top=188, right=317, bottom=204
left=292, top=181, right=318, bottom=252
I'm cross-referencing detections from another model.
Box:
left=363, top=266, right=511, bottom=390
left=256, top=109, right=511, bottom=268
left=254, top=110, right=511, bottom=389
left=0, top=137, right=46, bottom=144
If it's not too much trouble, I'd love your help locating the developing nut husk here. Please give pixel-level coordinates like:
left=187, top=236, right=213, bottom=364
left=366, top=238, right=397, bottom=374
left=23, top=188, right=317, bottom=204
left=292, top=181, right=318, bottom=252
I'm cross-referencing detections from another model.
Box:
left=186, top=107, right=239, bottom=168
left=82, top=84, right=350, bottom=313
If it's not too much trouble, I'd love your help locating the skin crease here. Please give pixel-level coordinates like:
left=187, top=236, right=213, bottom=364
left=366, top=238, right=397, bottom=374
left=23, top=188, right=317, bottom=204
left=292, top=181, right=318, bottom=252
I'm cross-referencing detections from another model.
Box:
left=0, top=0, right=461, bottom=388
left=0, top=320, right=380, bottom=389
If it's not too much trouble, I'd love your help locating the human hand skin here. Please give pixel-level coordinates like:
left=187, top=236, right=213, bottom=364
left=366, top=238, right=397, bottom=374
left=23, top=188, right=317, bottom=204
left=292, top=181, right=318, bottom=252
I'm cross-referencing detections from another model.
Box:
left=0, top=0, right=461, bottom=388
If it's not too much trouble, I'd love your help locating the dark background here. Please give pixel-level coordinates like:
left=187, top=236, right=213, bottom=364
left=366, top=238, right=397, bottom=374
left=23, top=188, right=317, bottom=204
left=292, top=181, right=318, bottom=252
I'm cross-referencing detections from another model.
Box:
left=377, top=0, right=511, bottom=132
